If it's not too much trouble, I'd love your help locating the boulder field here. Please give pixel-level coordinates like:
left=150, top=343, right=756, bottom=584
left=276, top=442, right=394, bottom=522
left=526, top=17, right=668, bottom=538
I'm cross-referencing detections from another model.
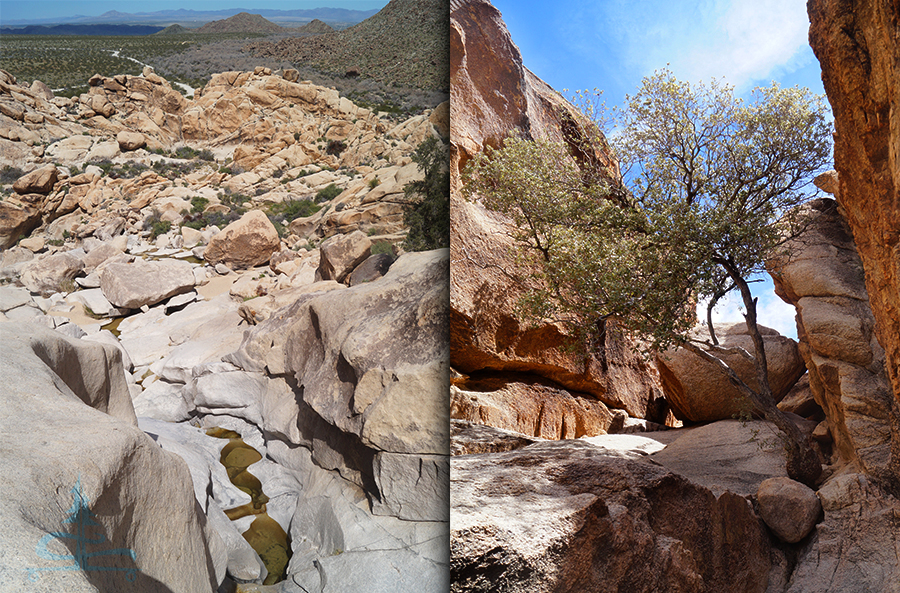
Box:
left=449, top=1, right=900, bottom=592
left=1, top=61, right=449, bottom=591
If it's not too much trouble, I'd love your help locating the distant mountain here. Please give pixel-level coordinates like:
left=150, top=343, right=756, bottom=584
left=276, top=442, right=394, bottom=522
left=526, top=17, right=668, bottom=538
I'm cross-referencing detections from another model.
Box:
left=246, top=0, right=448, bottom=90
left=196, top=12, right=283, bottom=34
left=153, top=24, right=192, bottom=35
left=296, top=19, right=334, bottom=36
left=0, top=7, right=380, bottom=28
left=0, top=23, right=164, bottom=35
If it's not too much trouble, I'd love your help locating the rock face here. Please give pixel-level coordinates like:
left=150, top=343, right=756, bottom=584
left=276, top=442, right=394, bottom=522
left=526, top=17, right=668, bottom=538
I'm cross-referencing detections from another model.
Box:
left=768, top=198, right=896, bottom=482
left=449, top=0, right=667, bottom=429
left=226, top=249, right=450, bottom=522
left=100, top=258, right=195, bottom=309
left=203, top=210, right=281, bottom=270
left=808, top=0, right=900, bottom=427
left=787, top=472, right=900, bottom=593
left=655, top=322, right=806, bottom=422
left=116, top=130, right=145, bottom=151
left=317, top=229, right=372, bottom=283
left=451, top=374, right=618, bottom=439
left=0, top=322, right=225, bottom=592
left=451, top=437, right=772, bottom=593
left=756, top=477, right=822, bottom=543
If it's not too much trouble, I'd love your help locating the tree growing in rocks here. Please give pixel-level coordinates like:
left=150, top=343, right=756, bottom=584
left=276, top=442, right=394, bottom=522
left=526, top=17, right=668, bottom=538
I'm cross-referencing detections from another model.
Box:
left=462, top=69, right=832, bottom=487
left=403, top=136, right=450, bottom=251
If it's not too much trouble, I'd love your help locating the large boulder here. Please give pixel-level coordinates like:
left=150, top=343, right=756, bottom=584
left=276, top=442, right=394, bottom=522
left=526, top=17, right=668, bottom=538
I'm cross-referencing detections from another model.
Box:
left=13, top=164, right=58, bottom=194
left=20, top=251, right=85, bottom=295
left=451, top=374, right=618, bottom=439
left=654, top=322, right=805, bottom=422
left=756, top=477, right=821, bottom=543
left=317, top=230, right=372, bottom=283
left=449, top=0, right=667, bottom=422
left=808, top=0, right=900, bottom=412
left=0, top=201, right=42, bottom=249
left=116, top=130, right=146, bottom=151
left=0, top=322, right=226, bottom=591
left=203, top=210, right=281, bottom=270
left=451, top=436, right=772, bottom=593
left=768, top=198, right=895, bottom=480
left=785, top=472, right=900, bottom=593
left=100, top=258, right=195, bottom=309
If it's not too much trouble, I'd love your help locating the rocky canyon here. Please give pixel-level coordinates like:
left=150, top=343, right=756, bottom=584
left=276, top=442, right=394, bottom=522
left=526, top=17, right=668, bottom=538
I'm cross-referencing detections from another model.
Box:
left=449, top=0, right=899, bottom=592
left=0, top=5, right=450, bottom=589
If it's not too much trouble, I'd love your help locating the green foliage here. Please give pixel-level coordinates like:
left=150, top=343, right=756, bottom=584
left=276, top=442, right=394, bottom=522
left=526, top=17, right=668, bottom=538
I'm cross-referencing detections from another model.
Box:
left=270, top=198, right=320, bottom=221
left=465, top=70, right=832, bottom=350
left=325, top=139, right=346, bottom=156
left=143, top=210, right=172, bottom=240
left=403, top=136, right=450, bottom=252
left=368, top=176, right=381, bottom=190
left=371, top=240, right=394, bottom=256
left=0, top=166, right=24, bottom=185
left=315, top=184, right=342, bottom=202
left=190, top=196, right=209, bottom=214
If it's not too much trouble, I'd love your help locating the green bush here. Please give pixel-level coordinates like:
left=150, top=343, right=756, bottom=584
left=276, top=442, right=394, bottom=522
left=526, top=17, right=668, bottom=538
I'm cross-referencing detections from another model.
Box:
left=315, top=184, right=342, bottom=202
left=0, top=166, right=24, bottom=185
left=368, top=177, right=381, bottom=190
left=190, top=196, right=209, bottom=214
left=403, top=137, right=449, bottom=251
left=371, top=241, right=394, bottom=256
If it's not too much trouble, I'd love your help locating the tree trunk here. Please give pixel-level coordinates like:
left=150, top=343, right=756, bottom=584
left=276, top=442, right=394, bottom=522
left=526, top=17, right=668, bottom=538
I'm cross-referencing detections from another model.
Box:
left=704, top=258, right=822, bottom=487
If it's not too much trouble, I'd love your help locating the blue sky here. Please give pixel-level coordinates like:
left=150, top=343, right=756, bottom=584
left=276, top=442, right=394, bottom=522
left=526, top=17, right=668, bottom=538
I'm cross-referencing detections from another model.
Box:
left=1, top=1, right=386, bottom=23
left=492, top=0, right=831, bottom=339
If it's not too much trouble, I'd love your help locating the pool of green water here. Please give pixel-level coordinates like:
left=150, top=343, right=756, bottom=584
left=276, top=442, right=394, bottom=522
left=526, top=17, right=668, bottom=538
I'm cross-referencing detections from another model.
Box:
left=206, top=427, right=290, bottom=585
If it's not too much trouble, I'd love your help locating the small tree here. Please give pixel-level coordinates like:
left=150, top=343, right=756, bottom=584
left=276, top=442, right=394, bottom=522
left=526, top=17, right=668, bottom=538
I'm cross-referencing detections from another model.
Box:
left=463, top=70, right=832, bottom=486
left=403, top=136, right=450, bottom=251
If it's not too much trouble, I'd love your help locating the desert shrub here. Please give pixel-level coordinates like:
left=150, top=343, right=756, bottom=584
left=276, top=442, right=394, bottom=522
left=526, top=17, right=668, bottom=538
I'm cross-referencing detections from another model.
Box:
left=315, top=184, right=342, bottom=202
left=0, top=166, right=24, bottom=184
left=326, top=139, right=346, bottom=156
left=190, top=196, right=209, bottom=214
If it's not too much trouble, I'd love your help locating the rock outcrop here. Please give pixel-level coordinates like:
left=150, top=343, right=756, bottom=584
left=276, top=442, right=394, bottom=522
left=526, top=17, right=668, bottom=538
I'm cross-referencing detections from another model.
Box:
left=808, top=0, right=900, bottom=422
left=0, top=322, right=225, bottom=591
left=768, top=198, right=896, bottom=482
left=449, top=0, right=668, bottom=433
left=451, top=434, right=772, bottom=593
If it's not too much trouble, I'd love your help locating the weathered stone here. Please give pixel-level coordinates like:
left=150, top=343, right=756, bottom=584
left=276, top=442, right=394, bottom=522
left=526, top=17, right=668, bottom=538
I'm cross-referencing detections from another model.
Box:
left=786, top=472, right=900, bottom=593
left=451, top=437, right=771, bottom=593
left=13, top=164, right=58, bottom=194
left=0, top=201, right=41, bottom=249
left=100, top=258, right=195, bottom=309
left=347, top=252, right=394, bottom=286
left=451, top=374, right=616, bottom=439
left=655, top=322, right=805, bottom=422
left=756, top=477, right=822, bottom=543
left=0, top=322, right=226, bottom=591
left=115, top=130, right=146, bottom=151
left=768, top=198, right=895, bottom=480
left=450, top=419, right=538, bottom=456
left=317, top=230, right=372, bottom=283
left=20, top=251, right=84, bottom=295
left=809, top=0, right=900, bottom=416
left=204, top=210, right=281, bottom=270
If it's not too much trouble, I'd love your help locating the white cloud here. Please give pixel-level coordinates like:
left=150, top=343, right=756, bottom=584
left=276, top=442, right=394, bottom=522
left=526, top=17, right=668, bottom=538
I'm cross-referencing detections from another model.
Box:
left=696, top=281, right=798, bottom=340
left=589, top=0, right=812, bottom=91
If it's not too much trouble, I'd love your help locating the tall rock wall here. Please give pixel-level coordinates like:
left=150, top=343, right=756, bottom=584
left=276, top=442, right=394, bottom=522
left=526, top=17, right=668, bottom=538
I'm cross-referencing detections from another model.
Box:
left=449, top=0, right=667, bottom=430
left=769, top=198, right=897, bottom=483
left=807, top=0, right=900, bottom=410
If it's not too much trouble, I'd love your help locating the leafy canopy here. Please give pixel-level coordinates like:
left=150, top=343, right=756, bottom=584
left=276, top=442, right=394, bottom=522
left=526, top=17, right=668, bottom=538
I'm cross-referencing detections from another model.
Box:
left=463, top=69, right=832, bottom=351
